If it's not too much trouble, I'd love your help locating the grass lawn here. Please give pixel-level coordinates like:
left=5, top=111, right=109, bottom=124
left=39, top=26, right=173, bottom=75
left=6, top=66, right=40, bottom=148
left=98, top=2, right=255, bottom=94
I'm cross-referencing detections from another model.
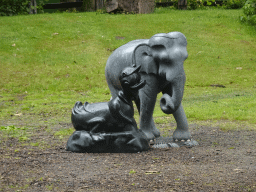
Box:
left=0, top=8, right=256, bottom=141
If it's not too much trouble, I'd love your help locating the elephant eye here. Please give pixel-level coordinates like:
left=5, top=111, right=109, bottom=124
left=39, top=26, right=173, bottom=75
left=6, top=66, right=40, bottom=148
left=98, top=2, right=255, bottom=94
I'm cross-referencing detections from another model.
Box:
left=122, top=72, right=127, bottom=77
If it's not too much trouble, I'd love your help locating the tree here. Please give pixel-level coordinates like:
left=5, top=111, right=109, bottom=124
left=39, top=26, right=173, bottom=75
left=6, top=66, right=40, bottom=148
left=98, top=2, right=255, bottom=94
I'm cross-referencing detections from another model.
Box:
left=29, top=0, right=37, bottom=14
left=178, top=0, right=187, bottom=10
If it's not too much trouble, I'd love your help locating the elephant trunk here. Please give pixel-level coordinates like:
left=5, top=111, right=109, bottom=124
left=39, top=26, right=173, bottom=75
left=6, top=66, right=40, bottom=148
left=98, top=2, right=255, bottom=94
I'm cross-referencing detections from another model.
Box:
left=160, top=73, right=185, bottom=114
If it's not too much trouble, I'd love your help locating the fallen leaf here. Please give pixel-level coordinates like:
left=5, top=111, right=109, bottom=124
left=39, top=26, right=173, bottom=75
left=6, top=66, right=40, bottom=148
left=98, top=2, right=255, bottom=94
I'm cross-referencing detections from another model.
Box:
left=145, top=170, right=160, bottom=174
left=80, top=186, right=89, bottom=189
left=14, top=113, right=22, bottom=116
left=12, top=43, right=16, bottom=47
left=236, top=67, right=242, bottom=70
left=233, top=168, right=244, bottom=173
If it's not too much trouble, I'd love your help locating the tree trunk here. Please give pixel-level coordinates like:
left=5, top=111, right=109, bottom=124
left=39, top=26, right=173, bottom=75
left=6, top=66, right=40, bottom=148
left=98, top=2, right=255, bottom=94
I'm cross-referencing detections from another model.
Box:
left=29, top=0, right=37, bottom=14
left=178, top=0, right=187, bottom=10
left=95, top=0, right=104, bottom=10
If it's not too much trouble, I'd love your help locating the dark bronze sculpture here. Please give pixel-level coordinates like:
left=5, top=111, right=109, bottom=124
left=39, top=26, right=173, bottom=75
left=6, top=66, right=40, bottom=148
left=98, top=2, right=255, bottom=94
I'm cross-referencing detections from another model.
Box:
left=105, top=32, right=191, bottom=141
left=67, top=66, right=149, bottom=153
left=67, top=32, right=198, bottom=153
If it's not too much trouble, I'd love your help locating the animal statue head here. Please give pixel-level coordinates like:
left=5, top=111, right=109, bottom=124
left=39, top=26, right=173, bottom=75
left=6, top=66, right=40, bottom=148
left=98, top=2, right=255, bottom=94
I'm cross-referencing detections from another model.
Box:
left=119, top=66, right=146, bottom=99
left=131, top=32, right=188, bottom=114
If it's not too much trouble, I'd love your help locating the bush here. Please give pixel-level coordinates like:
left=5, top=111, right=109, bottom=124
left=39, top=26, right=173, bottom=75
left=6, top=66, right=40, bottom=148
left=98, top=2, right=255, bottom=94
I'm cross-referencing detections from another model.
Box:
left=187, top=0, right=204, bottom=10
left=222, top=0, right=246, bottom=9
left=0, top=0, right=45, bottom=16
left=82, top=0, right=94, bottom=11
left=0, top=0, right=30, bottom=16
left=241, top=0, right=256, bottom=25
left=155, top=0, right=247, bottom=10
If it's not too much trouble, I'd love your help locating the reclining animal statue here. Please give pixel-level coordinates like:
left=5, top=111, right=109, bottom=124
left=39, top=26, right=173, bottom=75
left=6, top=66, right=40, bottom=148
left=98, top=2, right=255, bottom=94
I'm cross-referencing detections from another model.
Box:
left=66, top=66, right=149, bottom=153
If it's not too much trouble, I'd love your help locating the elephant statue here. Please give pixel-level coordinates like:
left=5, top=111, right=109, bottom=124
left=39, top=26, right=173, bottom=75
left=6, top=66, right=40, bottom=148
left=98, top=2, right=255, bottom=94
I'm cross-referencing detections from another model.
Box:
left=105, top=32, right=191, bottom=141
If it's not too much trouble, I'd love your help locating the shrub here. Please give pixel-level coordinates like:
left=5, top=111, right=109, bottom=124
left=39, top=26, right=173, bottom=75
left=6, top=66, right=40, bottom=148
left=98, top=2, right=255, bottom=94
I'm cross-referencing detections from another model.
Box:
left=222, top=0, right=246, bottom=9
left=82, top=0, right=94, bottom=11
left=187, top=0, right=204, bottom=10
left=155, top=0, right=247, bottom=10
left=0, top=0, right=30, bottom=16
left=241, top=0, right=256, bottom=25
left=0, top=0, right=46, bottom=16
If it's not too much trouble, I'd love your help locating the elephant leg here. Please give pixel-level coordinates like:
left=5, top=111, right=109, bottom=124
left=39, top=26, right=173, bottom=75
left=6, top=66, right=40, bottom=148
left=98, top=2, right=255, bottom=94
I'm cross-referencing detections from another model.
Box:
left=137, top=74, right=160, bottom=140
left=149, top=117, right=160, bottom=138
left=172, top=103, right=191, bottom=141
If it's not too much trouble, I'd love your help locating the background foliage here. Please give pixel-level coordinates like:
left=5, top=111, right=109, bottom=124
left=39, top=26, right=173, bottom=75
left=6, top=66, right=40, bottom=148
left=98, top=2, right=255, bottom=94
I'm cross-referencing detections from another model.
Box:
left=223, top=0, right=246, bottom=9
left=0, top=0, right=250, bottom=16
left=241, top=0, right=256, bottom=25
left=0, top=0, right=30, bottom=16
left=155, top=0, right=246, bottom=10
left=0, top=0, right=46, bottom=16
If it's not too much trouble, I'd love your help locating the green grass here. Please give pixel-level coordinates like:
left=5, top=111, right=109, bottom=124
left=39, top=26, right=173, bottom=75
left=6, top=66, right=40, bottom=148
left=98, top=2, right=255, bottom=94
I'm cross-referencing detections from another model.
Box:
left=0, top=125, right=31, bottom=142
left=0, top=8, right=256, bottom=136
left=54, top=128, right=74, bottom=139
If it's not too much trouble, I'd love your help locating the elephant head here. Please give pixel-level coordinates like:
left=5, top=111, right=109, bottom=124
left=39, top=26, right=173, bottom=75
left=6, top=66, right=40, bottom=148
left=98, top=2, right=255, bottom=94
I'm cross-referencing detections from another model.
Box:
left=133, top=32, right=188, bottom=114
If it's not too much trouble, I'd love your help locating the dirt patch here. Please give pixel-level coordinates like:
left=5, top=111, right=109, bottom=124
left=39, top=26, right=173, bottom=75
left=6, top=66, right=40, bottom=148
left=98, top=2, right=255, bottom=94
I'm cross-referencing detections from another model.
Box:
left=0, top=122, right=256, bottom=191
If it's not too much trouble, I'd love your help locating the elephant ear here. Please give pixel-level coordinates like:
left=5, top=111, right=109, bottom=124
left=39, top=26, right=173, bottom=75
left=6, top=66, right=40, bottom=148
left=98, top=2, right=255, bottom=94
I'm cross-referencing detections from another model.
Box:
left=132, top=44, right=158, bottom=75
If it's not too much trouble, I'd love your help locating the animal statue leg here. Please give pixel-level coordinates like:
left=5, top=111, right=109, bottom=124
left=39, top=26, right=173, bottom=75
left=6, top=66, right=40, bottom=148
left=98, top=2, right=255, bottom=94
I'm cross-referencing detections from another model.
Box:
left=172, top=103, right=191, bottom=141
left=136, top=74, right=160, bottom=140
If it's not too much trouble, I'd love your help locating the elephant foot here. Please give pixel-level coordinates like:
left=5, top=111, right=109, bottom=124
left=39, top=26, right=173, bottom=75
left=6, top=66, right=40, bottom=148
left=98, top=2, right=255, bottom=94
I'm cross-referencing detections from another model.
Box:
left=141, top=127, right=160, bottom=140
left=152, top=127, right=160, bottom=138
left=141, top=130, right=155, bottom=141
left=173, top=129, right=191, bottom=141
